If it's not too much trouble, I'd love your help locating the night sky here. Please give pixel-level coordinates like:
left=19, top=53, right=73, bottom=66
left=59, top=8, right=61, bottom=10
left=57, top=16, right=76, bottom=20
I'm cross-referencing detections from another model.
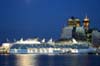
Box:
left=0, top=0, right=100, bottom=43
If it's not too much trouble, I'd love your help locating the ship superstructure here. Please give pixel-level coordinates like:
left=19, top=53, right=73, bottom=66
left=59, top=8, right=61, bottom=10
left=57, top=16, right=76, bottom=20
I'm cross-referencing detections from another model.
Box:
left=9, top=38, right=96, bottom=54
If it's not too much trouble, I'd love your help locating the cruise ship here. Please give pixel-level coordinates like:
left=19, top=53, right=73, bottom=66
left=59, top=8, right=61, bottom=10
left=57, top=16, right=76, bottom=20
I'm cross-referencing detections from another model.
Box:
left=1, top=16, right=98, bottom=55
left=8, top=38, right=96, bottom=55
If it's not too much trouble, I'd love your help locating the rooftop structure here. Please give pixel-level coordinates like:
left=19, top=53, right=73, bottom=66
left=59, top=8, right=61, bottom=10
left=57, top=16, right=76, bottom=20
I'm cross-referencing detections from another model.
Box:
left=61, top=16, right=90, bottom=41
left=83, top=16, right=90, bottom=30
left=15, top=38, right=41, bottom=44
left=68, top=17, right=81, bottom=27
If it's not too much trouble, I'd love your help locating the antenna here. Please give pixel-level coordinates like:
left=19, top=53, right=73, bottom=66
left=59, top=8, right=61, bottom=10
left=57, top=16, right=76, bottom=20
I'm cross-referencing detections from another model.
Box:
left=85, top=13, right=88, bottom=19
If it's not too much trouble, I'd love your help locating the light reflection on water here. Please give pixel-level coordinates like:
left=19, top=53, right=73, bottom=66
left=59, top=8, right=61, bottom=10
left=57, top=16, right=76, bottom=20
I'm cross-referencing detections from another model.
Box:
left=15, top=54, right=37, bottom=66
left=14, top=54, right=89, bottom=66
left=0, top=54, right=100, bottom=66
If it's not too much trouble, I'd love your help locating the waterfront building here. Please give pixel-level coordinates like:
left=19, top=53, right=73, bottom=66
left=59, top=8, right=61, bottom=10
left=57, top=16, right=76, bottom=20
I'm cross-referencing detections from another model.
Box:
left=61, top=17, right=84, bottom=40
left=92, top=30, right=100, bottom=47
left=61, top=26, right=73, bottom=39
left=85, top=29, right=93, bottom=42
left=74, top=27, right=86, bottom=41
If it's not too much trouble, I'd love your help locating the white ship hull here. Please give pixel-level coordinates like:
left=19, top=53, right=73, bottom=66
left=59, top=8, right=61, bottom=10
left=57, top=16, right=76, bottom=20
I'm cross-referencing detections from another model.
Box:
left=10, top=48, right=96, bottom=54
left=8, top=38, right=96, bottom=55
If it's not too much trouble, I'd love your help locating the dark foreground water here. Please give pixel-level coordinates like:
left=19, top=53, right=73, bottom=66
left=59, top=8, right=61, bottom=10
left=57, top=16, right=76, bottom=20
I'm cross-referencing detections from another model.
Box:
left=0, top=54, right=100, bottom=66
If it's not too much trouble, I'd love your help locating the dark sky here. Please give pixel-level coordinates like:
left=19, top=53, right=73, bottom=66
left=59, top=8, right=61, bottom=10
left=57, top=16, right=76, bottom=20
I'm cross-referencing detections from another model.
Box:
left=0, top=0, right=100, bottom=43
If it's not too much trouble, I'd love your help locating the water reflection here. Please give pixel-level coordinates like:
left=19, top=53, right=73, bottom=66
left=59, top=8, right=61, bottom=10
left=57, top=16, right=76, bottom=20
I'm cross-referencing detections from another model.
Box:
left=15, top=54, right=37, bottom=66
left=68, top=54, right=89, bottom=66
left=36, top=54, right=89, bottom=66
left=0, top=54, right=100, bottom=66
left=0, top=54, right=17, bottom=66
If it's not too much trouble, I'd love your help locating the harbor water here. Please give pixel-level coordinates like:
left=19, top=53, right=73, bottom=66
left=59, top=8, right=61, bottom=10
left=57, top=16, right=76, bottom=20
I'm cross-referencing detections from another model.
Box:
left=0, top=54, right=100, bottom=66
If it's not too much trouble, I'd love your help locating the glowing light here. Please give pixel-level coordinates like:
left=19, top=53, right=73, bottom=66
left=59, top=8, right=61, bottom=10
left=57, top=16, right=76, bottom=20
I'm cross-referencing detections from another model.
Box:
left=16, top=54, right=37, bottom=66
